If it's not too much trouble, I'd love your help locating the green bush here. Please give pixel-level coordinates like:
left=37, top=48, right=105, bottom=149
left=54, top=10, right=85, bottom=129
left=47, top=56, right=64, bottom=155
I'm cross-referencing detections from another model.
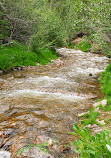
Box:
left=0, top=9, right=11, bottom=45
left=35, top=48, right=58, bottom=65
left=0, top=42, right=58, bottom=71
left=100, top=64, right=111, bottom=97
left=76, top=41, right=92, bottom=52
left=70, top=124, right=111, bottom=158
left=81, top=109, right=100, bottom=126
left=0, top=42, right=37, bottom=71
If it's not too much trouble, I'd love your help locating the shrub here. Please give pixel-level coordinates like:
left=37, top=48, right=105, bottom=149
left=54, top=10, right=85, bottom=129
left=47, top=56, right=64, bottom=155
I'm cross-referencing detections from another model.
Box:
left=0, top=41, right=58, bottom=71
left=0, top=42, right=38, bottom=71
left=35, top=48, right=58, bottom=65
left=76, top=41, right=92, bottom=52
left=70, top=124, right=111, bottom=158
left=100, top=64, right=111, bottom=97
left=80, top=109, right=100, bottom=126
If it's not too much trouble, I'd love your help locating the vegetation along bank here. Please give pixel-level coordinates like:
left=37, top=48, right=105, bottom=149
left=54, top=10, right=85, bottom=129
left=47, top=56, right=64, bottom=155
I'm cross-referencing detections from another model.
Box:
left=0, top=0, right=111, bottom=157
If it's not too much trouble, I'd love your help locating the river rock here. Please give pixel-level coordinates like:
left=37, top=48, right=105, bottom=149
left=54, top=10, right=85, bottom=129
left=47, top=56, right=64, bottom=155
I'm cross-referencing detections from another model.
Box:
left=93, top=99, right=107, bottom=107
left=77, top=111, right=89, bottom=117
left=0, top=150, right=11, bottom=158
left=0, top=70, right=3, bottom=74
left=21, top=146, right=54, bottom=158
left=96, top=119, right=105, bottom=125
left=0, top=79, right=4, bottom=86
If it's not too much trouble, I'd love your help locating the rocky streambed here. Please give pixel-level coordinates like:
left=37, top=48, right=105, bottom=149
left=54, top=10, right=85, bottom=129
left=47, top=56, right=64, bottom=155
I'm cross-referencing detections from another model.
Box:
left=0, top=48, right=110, bottom=158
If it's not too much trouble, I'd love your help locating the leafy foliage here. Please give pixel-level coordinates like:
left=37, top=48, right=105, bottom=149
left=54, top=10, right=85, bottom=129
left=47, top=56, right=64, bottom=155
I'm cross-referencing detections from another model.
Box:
left=0, top=42, right=36, bottom=71
left=1, top=0, right=111, bottom=55
left=70, top=124, right=111, bottom=158
left=80, top=109, right=100, bottom=126
left=76, top=41, right=91, bottom=52
left=0, top=9, right=11, bottom=44
left=0, top=42, right=58, bottom=71
left=99, top=63, right=111, bottom=112
left=100, top=64, right=111, bottom=97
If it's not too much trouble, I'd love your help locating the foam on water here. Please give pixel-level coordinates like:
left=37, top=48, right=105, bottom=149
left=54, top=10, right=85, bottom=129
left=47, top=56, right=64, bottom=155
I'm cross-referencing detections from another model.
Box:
left=8, top=89, right=86, bottom=102
left=26, top=76, right=78, bottom=86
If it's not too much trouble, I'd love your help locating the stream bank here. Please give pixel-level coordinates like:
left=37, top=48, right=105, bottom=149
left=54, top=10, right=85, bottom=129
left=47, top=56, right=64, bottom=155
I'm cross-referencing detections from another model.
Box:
left=0, top=48, right=110, bottom=157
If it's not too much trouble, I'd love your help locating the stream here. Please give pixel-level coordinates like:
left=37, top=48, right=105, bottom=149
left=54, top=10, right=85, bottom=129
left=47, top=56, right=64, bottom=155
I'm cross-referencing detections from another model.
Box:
left=0, top=48, right=110, bottom=157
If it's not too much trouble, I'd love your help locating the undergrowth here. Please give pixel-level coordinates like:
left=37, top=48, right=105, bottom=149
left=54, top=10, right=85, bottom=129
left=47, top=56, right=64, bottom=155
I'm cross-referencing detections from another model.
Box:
left=76, top=41, right=92, bottom=52
left=68, top=37, right=92, bottom=52
left=80, top=109, right=100, bottom=126
left=99, top=63, right=111, bottom=97
left=99, top=63, right=111, bottom=111
left=70, top=124, right=111, bottom=158
left=0, top=41, right=58, bottom=71
left=70, top=63, right=111, bottom=157
left=35, top=48, right=58, bottom=65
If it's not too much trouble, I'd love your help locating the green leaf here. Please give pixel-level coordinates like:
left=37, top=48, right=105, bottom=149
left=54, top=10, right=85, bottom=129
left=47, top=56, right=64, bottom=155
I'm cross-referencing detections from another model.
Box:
left=69, top=132, right=78, bottom=136
left=73, top=124, right=80, bottom=133
left=17, top=146, right=32, bottom=156
left=85, top=150, right=95, bottom=155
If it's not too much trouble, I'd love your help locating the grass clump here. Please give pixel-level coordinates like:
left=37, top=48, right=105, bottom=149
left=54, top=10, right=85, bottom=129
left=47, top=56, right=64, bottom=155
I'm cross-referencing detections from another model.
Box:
left=0, top=42, right=37, bottom=71
left=0, top=42, right=58, bottom=71
left=70, top=124, right=111, bottom=158
left=80, top=109, right=100, bottom=126
left=99, top=63, right=111, bottom=97
left=98, top=63, right=111, bottom=111
left=35, top=48, right=58, bottom=65
left=76, top=41, right=92, bottom=52
left=67, top=36, right=92, bottom=52
left=17, top=142, right=49, bottom=157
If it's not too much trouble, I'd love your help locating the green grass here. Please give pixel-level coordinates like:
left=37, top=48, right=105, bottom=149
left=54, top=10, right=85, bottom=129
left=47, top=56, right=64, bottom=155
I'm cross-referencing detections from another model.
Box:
left=80, top=109, right=100, bottom=126
left=67, top=43, right=76, bottom=49
left=76, top=41, right=92, bottom=52
left=17, top=142, right=49, bottom=156
left=67, top=38, right=92, bottom=52
left=98, top=63, right=111, bottom=111
left=35, top=48, right=58, bottom=65
left=0, top=42, right=58, bottom=71
left=99, top=63, right=111, bottom=97
left=69, top=63, right=111, bottom=158
left=70, top=124, right=111, bottom=158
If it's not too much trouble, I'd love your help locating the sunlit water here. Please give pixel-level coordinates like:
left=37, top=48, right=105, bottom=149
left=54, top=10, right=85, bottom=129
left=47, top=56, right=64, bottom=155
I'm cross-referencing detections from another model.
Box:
left=0, top=48, right=110, bottom=157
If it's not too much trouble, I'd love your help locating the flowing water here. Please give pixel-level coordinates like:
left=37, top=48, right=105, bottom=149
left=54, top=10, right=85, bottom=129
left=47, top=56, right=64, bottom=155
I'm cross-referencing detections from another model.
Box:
left=0, top=48, right=110, bottom=157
